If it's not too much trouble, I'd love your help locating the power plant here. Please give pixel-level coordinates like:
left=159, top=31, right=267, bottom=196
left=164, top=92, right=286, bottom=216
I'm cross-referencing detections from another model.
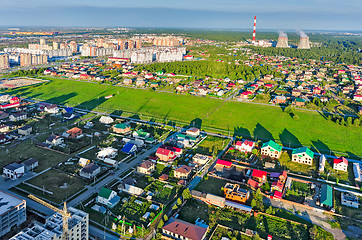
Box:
left=298, top=30, right=310, bottom=49
left=276, top=31, right=289, bottom=48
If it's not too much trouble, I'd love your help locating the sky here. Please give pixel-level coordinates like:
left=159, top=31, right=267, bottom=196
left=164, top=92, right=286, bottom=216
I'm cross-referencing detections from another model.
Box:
left=1, top=0, right=361, bottom=31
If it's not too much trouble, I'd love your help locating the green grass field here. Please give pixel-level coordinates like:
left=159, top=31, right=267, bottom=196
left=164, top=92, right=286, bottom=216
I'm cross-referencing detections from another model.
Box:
left=6, top=78, right=362, bottom=156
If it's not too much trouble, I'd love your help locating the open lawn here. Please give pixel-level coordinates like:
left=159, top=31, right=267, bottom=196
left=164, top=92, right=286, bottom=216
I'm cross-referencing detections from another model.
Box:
left=194, top=176, right=229, bottom=196
left=6, top=78, right=362, bottom=156
left=194, top=135, right=227, bottom=157
left=21, top=169, right=87, bottom=204
left=0, top=140, right=68, bottom=172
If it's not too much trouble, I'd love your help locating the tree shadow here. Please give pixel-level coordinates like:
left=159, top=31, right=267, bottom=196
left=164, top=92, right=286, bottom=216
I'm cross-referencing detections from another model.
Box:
left=233, top=125, right=251, bottom=138
left=75, top=97, right=108, bottom=112
left=311, top=139, right=334, bottom=156
left=279, top=128, right=302, bottom=148
left=110, top=110, right=124, bottom=117
left=346, top=151, right=360, bottom=160
left=253, top=123, right=274, bottom=141
left=46, top=92, right=78, bottom=106
left=190, top=118, right=202, bottom=129
left=316, top=110, right=329, bottom=120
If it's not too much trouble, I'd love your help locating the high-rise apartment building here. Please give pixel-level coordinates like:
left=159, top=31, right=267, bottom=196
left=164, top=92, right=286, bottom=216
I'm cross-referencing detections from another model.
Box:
left=0, top=54, right=10, bottom=69
left=11, top=207, right=88, bottom=240
left=0, top=190, right=26, bottom=237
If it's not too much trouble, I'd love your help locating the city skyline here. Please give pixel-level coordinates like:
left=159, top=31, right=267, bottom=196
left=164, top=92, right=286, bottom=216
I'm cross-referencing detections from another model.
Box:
left=1, top=0, right=361, bottom=31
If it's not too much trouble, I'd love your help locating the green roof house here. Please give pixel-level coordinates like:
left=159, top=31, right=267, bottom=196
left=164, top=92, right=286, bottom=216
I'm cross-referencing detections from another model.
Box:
left=97, top=187, right=120, bottom=208
left=320, top=184, right=333, bottom=208
left=133, top=129, right=150, bottom=139
left=292, top=147, right=314, bottom=165
left=112, top=123, right=131, bottom=134
left=261, top=140, right=283, bottom=159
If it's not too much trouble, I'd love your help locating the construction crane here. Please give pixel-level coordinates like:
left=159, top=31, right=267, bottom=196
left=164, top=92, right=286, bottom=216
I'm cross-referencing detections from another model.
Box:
left=28, top=194, right=72, bottom=240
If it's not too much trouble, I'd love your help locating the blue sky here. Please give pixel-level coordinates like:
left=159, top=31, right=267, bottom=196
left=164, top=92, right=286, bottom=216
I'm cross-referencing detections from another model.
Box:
left=1, top=0, right=361, bottom=30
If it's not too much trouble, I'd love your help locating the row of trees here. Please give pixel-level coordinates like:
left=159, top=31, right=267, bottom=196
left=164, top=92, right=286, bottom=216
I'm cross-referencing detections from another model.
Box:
left=136, top=60, right=280, bottom=80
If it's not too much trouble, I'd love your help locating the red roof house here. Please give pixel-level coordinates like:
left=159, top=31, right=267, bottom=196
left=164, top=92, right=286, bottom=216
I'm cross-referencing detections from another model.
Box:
left=252, top=169, right=267, bottom=183
left=216, top=159, right=232, bottom=169
left=247, top=178, right=259, bottom=189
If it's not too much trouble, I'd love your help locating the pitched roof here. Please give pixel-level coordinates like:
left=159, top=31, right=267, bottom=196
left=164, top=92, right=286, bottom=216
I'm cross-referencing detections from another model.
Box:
left=156, top=147, right=173, bottom=156
left=82, top=163, right=100, bottom=173
left=252, top=169, right=268, bottom=179
left=4, top=162, right=23, bottom=171
left=23, top=158, right=38, bottom=166
left=320, top=184, right=333, bottom=207
left=247, top=178, right=259, bottom=188
left=162, top=218, right=207, bottom=240
left=175, top=165, right=192, bottom=174
left=262, top=140, right=282, bottom=152
left=113, top=123, right=129, bottom=129
left=216, top=159, right=232, bottom=167
left=139, top=160, right=154, bottom=169
left=242, top=139, right=255, bottom=147
left=98, top=188, right=113, bottom=199
left=273, top=190, right=283, bottom=199
left=333, top=156, right=348, bottom=166
left=292, top=146, right=314, bottom=159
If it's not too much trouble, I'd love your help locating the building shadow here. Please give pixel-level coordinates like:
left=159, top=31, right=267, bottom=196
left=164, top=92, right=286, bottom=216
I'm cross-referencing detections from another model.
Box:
left=279, top=128, right=302, bottom=148
left=75, top=97, right=108, bottom=112
left=47, top=92, right=78, bottom=106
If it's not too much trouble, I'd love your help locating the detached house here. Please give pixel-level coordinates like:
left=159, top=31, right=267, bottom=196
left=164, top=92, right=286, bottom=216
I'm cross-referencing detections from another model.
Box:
left=156, top=147, right=176, bottom=162
left=22, top=158, right=39, bottom=172
left=66, top=127, right=83, bottom=138
left=112, top=123, right=131, bottom=134
left=333, top=156, right=348, bottom=172
left=97, top=188, right=120, bottom=209
left=174, top=165, right=192, bottom=179
left=261, top=140, right=282, bottom=159
left=46, top=135, right=63, bottom=146
left=133, top=129, right=150, bottom=139
left=252, top=169, right=267, bottom=183
left=3, top=163, right=24, bottom=180
left=9, top=112, right=27, bottom=121
left=80, top=163, right=100, bottom=179
left=235, top=140, right=255, bottom=153
left=292, top=147, right=314, bottom=165
left=137, top=160, right=155, bottom=175
left=18, top=125, right=32, bottom=136
left=162, top=218, right=208, bottom=240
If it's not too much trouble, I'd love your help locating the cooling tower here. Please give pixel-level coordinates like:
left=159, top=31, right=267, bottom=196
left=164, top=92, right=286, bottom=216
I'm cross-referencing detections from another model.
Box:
left=298, top=37, right=310, bottom=49
left=276, top=36, right=289, bottom=48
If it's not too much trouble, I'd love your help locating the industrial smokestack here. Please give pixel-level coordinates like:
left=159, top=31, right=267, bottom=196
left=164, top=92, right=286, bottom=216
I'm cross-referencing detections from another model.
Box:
left=297, top=30, right=310, bottom=49
left=276, top=31, right=289, bottom=48
left=252, top=16, right=256, bottom=44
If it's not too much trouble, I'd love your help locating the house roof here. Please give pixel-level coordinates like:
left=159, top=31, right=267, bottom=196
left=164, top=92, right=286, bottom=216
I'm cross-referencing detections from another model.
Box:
left=81, top=163, right=100, bottom=173
left=247, top=178, right=259, bottom=188
left=23, top=158, right=38, bottom=166
left=320, top=184, right=333, bottom=207
left=46, top=134, right=62, bottom=142
left=113, top=123, right=129, bottom=129
left=121, top=143, right=137, bottom=154
left=333, top=156, right=348, bottom=166
left=175, top=165, right=192, bottom=174
left=252, top=169, right=268, bottom=179
left=98, top=188, right=113, bottom=199
left=4, top=162, right=23, bottom=171
left=242, top=140, right=255, bottom=147
left=235, top=141, right=242, bottom=146
left=19, top=125, right=32, bottom=131
left=262, top=140, right=282, bottom=152
left=156, top=147, right=173, bottom=156
left=67, top=127, right=82, bottom=134
left=292, top=146, right=314, bottom=159
left=159, top=174, right=169, bottom=181
left=216, top=159, right=232, bottom=167
left=139, top=160, right=154, bottom=169
left=162, top=218, right=208, bottom=240
left=273, top=190, right=283, bottom=199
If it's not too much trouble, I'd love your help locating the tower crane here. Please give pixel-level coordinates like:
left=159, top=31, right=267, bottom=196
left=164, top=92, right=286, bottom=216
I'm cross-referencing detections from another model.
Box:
left=28, top=194, right=72, bottom=240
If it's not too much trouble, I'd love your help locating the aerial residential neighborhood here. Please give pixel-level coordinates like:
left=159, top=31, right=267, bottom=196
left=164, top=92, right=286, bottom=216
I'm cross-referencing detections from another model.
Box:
left=0, top=2, right=361, bottom=239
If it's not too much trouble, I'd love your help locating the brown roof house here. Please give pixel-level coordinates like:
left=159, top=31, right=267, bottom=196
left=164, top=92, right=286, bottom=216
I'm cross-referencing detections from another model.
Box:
left=174, top=165, right=192, bottom=179
left=137, top=160, right=155, bottom=175
left=162, top=218, right=208, bottom=240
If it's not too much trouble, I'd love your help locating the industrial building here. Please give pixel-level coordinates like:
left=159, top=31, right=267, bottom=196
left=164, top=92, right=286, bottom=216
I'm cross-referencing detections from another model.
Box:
left=10, top=207, right=88, bottom=240
left=276, top=32, right=289, bottom=48
left=0, top=190, right=26, bottom=237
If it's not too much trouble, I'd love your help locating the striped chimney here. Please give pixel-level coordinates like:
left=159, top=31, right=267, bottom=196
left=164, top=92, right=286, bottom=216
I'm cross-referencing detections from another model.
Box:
left=252, top=16, right=256, bottom=43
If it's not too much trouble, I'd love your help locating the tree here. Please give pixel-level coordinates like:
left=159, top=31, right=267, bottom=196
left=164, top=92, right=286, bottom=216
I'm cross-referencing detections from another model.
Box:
left=346, top=117, right=352, bottom=127
left=261, top=182, right=270, bottom=192
left=182, top=188, right=192, bottom=200
left=266, top=206, right=274, bottom=215
left=177, top=198, right=182, bottom=206
left=251, top=199, right=257, bottom=209
left=158, top=219, right=164, bottom=229
left=252, top=232, right=260, bottom=240
left=163, top=215, right=168, bottom=222
left=354, top=118, right=360, bottom=127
